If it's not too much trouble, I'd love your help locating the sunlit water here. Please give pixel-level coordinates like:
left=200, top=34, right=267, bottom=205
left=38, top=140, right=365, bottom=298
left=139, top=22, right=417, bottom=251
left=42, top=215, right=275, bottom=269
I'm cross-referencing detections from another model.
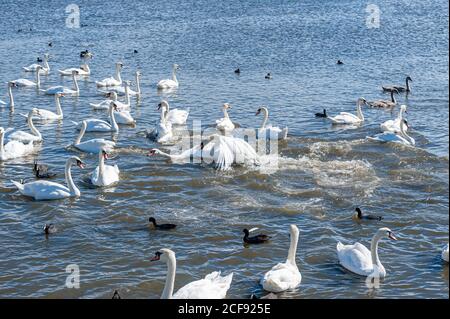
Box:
left=0, top=0, right=448, bottom=298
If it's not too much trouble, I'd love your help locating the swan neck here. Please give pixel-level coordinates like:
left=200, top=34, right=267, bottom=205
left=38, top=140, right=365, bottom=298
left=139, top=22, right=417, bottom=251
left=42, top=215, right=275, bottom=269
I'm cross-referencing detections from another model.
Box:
left=172, top=68, right=178, bottom=83
left=115, top=65, right=122, bottom=82
left=65, top=160, right=80, bottom=196
left=287, top=231, right=299, bottom=266
left=73, top=73, right=79, bottom=93
left=125, top=85, right=130, bottom=105
left=0, top=131, right=4, bottom=154
left=55, top=95, right=63, bottom=116
left=260, top=108, right=269, bottom=129
left=391, top=91, right=396, bottom=103
left=223, top=108, right=230, bottom=119
left=109, top=105, right=119, bottom=132
left=136, top=74, right=141, bottom=94
left=36, top=70, right=41, bottom=87
left=370, top=233, right=383, bottom=269
left=28, top=113, right=41, bottom=139
left=406, top=78, right=411, bottom=91
left=8, top=85, right=14, bottom=108
left=98, top=152, right=105, bottom=178
left=161, top=254, right=176, bottom=299
left=356, top=101, right=364, bottom=120
left=75, top=124, right=86, bottom=145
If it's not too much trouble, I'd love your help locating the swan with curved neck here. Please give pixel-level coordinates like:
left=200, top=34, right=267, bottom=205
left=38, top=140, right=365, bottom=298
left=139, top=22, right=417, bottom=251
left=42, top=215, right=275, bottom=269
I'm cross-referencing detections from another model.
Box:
left=73, top=102, right=119, bottom=132
left=7, top=108, right=42, bottom=143
left=104, top=71, right=141, bottom=96
left=369, top=117, right=414, bottom=146
left=90, top=149, right=120, bottom=187
left=111, top=101, right=136, bottom=125
left=383, top=76, right=412, bottom=93
left=159, top=100, right=189, bottom=125
left=42, top=70, right=79, bottom=95
left=368, top=90, right=398, bottom=108
left=337, top=227, right=397, bottom=278
left=328, top=98, right=366, bottom=125
left=11, top=65, right=42, bottom=87
left=152, top=102, right=173, bottom=143
left=255, top=106, right=288, bottom=140
left=58, top=64, right=90, bottom=76
left=23, top=53, right=50, bottom=74
left=150, top=248, right=233, bottom=299
left=73, top=120, right=116, bottom=153
left=0, top=127, right=34, bottom=161
left=380, top=104, right=408, bottom=133
left=157, top=64, right=180, bottom=89
left=11, top=156, right=86, bottom=200
left=0, top=82, right=16, bottom=111
left=35, top=93, right=64, bottom=120
left=96, top=62, right=123, bottom=87
left=216, top=103, right=235, bottom=132
left=261, top=225, right=302, bottom=292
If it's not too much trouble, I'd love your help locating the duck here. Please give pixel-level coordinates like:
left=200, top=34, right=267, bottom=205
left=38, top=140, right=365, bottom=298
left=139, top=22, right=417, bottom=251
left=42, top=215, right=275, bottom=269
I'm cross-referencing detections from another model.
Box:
left=58, top=64, right=90, bottom=76
left=23, top=53, right=50, bottom=74
left=148, top=217, right=177, bottom=230
left=34, top=93, right=64, bottom=120
left=41, top=70, right=79, bottom=95
left=72, top=120, right=116, bottom=154
left=380, top=104, right=408, bottom=133
left=11, top=156, right=86, bottom=200
left=11, top=65, right=42, bottom=87
left=157, top=64, right=180, bottom=90
left=265, top=73, right=272, bottom=79
left=234, top=68, right=241, bottom=74
left=159, top=100, right=189, bottom=125
left=96, top=62, right=123, bottom=87
left=243, top=228, right=271, bottom=244
left=150, top=248, right=233, bottom=299
left=337, top=60, right=344, bottom=65
left=367, top=89, right=398, bottom=108
left=0, top=82, right=16, bottom=111
left=255, top=106, right=288, bottom=140
left=368, top=118, right=415, bottom=146
left=90, top=149, right=120, bottom=187
left=382, top=76, right=412, bottom=93
left=216, top=103, right=235, bottom=133
left=72, top=102, right=119, bottom=133
left=353, top=207, right=383, bottom=221
left=261, top=225, right=302, bottom=293
left=327, top=98, right=366, bottom=125
left=337, top=227, right=397, bottom=278
left=0, top=127, right=34, bottom=161
left=442, top=243, right=449, bottom=263
left=6, top=108, right=42, bottom=143
left=43, top=223, right=57, bottom=235
left=33, top=160, right=56, bottom=179
left=315, top=109, right=327, bottom=118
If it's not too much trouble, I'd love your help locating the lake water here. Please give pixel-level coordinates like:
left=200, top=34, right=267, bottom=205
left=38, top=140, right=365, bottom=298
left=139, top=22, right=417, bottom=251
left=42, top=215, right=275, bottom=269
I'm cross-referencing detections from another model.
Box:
left=0, top=0, right=448, bottom=298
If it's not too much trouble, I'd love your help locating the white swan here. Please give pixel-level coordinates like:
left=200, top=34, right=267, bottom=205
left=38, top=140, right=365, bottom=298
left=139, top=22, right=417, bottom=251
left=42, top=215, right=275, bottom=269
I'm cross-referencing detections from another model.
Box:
left=150, top=248, right=233, bottom=299
left=0, top=82, right=16, bottom=110
left=148, top=102, right=173, bottom=144
left=11, top=156, right=85, bottom=200
left=11, top=65, right=42, bottom=87
left=0, top=127, right=34, bottom=161
left=96, top=62, right=123, bottom=87
left=328, top=98, right=366, bottom=125
left=157, top=64, right=179, bottom=90
left=255, top=106, right=288, bottom=140
left=73, top=120, right=116, bottom=153
left=72, top=103, right=119, bottom=133
left=216, top=103, right=235, bottom=132
left=337, top=227, right=397, bottom=278
left=159, top=100, right=189, bottom=125
left=442, top=243, right=449, bottom=263
left=34, top=93, right=64, bottom=120
left=111, top=101, right=136, bottom=125
left=93, top=84, right=131, bottom=111
left=103, top=71, right=141, bottom=96
left=90, top=149, right=120, bottom=187
left=6, top=108, right=42, bottom=143
left=23, top=54, right=50, bottom=74
left=261, top=225, right=302, bottom=293
left=368, top=118, right=415, bottom=146
left=380, top=104, right=408, bottom=133
left=58, top=64, right=90, bottom=76
left=41, top=70, right=79, bottom=95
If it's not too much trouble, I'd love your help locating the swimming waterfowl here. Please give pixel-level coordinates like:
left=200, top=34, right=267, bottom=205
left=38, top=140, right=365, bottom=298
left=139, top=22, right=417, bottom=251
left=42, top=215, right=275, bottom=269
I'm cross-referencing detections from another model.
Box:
left=41, top=70, right=79, bottom=95
left=382, top=76, right=412, bottom=93
left=58, top=64, right=90, bottom=76
left=215, top=103, right=235, bottom=133
left=315, top=109, right=327, bottom=118
left=72, top=102, right=119, bottom=133
left=90, top=149, right=120, bottom=187
left=80, top=50, right=93, bottom=59
left=96, top=62, right=123, bottom=87
left=44, top=224, right=57, bottom=235
left=327, top=98, right=366, bottom=125
left=380, top=104, right=408, bottom=133
left=159, top=100, right=189, bottom=125
left=72, top=120, right=116, bottom=154
left=367, top=89, right=398, bottom=108
left=353, top=207, right=383, bottom=221
left=0, top=127, right=34, bottom=161
left=234, top=68, right=240, bottom=74
left=23, top=53, right=50, bottom=74
left=34, top=93, right=65, bottom=120
left=157, top=64, right=180, bottom=90
left=11, top=65, right=42, bottom=87
left=265, top=73, right=272, bottom=79
left=33, top=160, right=56, bottom=179
left=6, top=108, right=42, bottom=143
left=243, top=228, right=271, bottom=244
left=368, top=119, right=415, bottom=146
left=255, top=106, right=288, bottom=140
left=337, top=60, right=344, bottom=65
left=148, top=217, right=177, bottom=230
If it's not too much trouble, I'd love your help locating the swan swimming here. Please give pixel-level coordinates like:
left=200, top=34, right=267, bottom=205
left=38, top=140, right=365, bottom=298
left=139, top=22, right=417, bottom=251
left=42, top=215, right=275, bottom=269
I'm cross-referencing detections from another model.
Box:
left=255, top=106, right=288, bottom=140
left=96, top=62, right=123, bottom=87
left=147, top=102, right=173, bottom=144
left=150, top=248, right=233, bottom=299
left=327, top=98, right=366, bottom=125
left=159, top=100, right=189, bottom=125
left=0, top=127, right=34, bottom=161
left=337, top=227, right=397, bottom=278
left=11, top=65, right=42, bottom=87
left=368, top=118, right=415, bottom=146
left=72, top=102, right=119, bottom=133
left=58, top=64, right=90, bottom=76
left=23, top=53, right=50, bottom=74
left=6, top=108, right=42, bottom=143
left=157, top=64, right=180, bottom=90
left=102, top=71, right=141, bottom=96
left=380, top=104, right=408, bottom=133
left=261, top=225, right=302, bottom=293
left=216, top=103, right=235, bottom=133
left=382, top=76, right=412, bottom=93
left=367, top=89, right=398, bottom=108
left=34, top=93, right=65, bottom=120
left=11, top=156, right=86, bottom=200
left=111, top=101, right=136, bottom=125
left=90, top=148, right=120, bottom=187
left=41, top=70, right=80, bottom=95
left=72, top=120, right=116, bottom=153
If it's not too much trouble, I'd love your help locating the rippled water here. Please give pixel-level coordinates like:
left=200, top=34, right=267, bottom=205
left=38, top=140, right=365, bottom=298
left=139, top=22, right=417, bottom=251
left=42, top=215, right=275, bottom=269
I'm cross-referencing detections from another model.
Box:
left=0, top=0, right=448, bottom=299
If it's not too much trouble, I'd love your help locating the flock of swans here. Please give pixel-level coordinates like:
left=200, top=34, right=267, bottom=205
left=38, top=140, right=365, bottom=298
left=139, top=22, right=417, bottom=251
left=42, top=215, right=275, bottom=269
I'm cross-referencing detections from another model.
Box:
left=0, top=53, right=448, bottom=299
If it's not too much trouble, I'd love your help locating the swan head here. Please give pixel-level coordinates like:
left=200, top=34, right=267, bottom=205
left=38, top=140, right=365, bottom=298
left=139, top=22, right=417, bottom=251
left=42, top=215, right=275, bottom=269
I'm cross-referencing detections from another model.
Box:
left=70, top=156, right=86, bottom=169
left=223, top=103, right=232, bottom=110
left=56, top=92, right=65, bottom=99
left=136, top=71, right=141, bottom=77
left=406, top=76, right=412, bottom=82
left=289, top=224, right=299, bottom=239
left=376, top=227, right=397, bottom=241
left=8, top=81, right=17, bottom=88
left=101, top=149, right=109, bottom=161
left=110, top=102, right=119, bottom=111
left=157, top=101, right=169, bottom=111
left=116, top=62, right=124, bottom=70
left=357, top=98, right=367, bottom=106
left=106, top=91, right=118, bottom=100
left=147, top=148, right=162, bottom=157
left=400, top=104, right=407, bottom=113
left=30, top=108, right=40, bottom=116
left=243, top=228, right=250, bottom=236
left=173, top=64, right=180, bottom=70
left=255, top=106, right=268, bottom=116
left=150, top=248, right=175, bottom=262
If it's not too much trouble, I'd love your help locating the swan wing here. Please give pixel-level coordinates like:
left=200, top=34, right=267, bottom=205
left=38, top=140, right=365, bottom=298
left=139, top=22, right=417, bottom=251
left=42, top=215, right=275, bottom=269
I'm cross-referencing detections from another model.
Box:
left=167, top=108, right=189, bottom=125
left=220, top=135, right=259, bottom=167
left=261, top=262, right=301, bottom=293
left=13, top=180, right=70, bottom=200
left=1, top=141, right=34, bottom=160
left=12, top=79, right=36, bottom=87
left=76, top=139, right=115, bottom=153
left=36, top=109, right=59, bottom=119
left=337, top=242, right=373, bottom=276
left=157, top=79, right=178, bottom=89
left=91, top=165, right=119, bottom=187
left=7, top=131, right=40, bottom=143
left=114, top=111, right=135, bottom=124
left=173, top=272, right=233, bottom=299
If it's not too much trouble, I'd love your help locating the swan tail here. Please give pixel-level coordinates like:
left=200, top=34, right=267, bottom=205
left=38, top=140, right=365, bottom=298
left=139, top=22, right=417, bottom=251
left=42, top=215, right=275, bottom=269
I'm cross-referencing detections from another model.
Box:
left=11, top=180, right=25, bottom=192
